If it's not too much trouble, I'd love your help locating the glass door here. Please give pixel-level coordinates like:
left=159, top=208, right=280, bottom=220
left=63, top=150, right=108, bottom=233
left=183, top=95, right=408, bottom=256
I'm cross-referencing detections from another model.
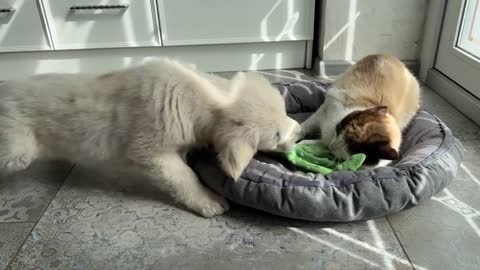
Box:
left=436, top=0, right=480, bottom=99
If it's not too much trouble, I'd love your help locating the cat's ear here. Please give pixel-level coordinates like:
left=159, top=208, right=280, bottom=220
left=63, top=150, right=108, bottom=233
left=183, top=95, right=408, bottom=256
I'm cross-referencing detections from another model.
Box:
left=378, top=144, right=399, bottom=160
left=368, top=106, right=388, bottom=116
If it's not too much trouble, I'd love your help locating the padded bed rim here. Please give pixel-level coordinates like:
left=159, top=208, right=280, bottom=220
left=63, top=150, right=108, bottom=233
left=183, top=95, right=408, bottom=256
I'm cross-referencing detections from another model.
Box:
left=214, top=112, right=464, bottom=220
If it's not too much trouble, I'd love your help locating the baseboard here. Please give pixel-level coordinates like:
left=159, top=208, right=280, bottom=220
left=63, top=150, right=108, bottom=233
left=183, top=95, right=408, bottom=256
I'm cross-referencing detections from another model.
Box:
left=0, top=41, right=307, bottom=81
left=312, top=58, right=420, bottom=78
left=426, top=69, right=480, bottom=126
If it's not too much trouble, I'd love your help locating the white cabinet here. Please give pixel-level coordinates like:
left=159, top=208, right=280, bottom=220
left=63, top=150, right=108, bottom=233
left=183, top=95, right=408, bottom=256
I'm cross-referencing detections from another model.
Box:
left=157, top=0, right=315, bottom=46
left=0, top=0, right=50, bottom=52
left=0, top=0, right=316, bottom=79
left=42, top=0, right=160, bottom=50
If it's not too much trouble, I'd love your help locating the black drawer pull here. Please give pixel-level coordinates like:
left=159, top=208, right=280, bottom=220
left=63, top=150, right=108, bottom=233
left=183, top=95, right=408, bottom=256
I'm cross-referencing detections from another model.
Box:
left=70, top=5, right=129, bottom=11
left=0, top=8, right=15, bottom=13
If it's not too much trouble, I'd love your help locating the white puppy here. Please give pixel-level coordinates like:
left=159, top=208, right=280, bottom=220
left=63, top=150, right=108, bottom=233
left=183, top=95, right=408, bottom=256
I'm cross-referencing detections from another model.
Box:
left=0, top=59, right=302, bottom=217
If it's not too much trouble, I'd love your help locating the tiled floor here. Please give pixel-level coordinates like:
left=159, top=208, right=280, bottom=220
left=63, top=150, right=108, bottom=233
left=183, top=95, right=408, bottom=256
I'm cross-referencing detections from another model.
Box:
left=1, top=70, right=479, bottom=270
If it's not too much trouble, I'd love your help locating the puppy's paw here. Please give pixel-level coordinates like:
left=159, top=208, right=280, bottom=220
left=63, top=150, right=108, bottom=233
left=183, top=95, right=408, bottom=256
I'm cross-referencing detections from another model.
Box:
left=193, top=192, right=230, bottom=218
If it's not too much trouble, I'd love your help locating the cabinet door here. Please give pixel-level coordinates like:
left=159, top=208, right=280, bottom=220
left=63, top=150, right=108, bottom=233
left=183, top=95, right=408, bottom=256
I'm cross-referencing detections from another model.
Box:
left=43, top=0, right=160, bottom=50
left=158, top=0, right=315, bottom=46
left=0, top=0, right=50, bottom=52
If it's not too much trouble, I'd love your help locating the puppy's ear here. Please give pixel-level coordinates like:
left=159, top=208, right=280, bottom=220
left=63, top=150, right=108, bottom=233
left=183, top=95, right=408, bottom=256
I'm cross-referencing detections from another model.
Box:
left=377, top=144, right=399, bottom=160
left=217, top=138, right=257, bottom=180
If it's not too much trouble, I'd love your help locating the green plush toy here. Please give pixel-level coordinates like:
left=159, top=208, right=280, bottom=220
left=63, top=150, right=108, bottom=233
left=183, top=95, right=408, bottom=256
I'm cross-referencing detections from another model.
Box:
left=285, top=143, right=366, bottom=175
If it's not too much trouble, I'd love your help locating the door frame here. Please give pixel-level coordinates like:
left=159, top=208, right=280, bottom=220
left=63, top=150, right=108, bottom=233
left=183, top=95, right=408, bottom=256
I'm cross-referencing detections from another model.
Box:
left=421, top=0, right=480, bottom=126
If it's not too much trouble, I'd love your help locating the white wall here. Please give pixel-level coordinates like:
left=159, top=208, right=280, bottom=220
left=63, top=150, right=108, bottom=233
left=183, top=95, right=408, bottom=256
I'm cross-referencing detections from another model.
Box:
left=322, top=0, right=427, bottom=62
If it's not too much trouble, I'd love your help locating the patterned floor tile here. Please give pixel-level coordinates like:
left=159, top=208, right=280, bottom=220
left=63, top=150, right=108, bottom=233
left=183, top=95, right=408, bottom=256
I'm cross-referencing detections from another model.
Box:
left=0, top=223, right=34, bottom=270
left=388, top=140, right=480, bottom=270
left=9, top=166, right=412, bottom=270
left=0, top=160, right=73, bottom=223
left=421, top=87, right=480, bottom=141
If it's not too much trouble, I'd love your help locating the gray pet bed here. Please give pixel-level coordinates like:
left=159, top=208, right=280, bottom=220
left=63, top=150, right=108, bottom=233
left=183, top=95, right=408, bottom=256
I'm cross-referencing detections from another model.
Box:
left=189, top=81, right=464, bottom=222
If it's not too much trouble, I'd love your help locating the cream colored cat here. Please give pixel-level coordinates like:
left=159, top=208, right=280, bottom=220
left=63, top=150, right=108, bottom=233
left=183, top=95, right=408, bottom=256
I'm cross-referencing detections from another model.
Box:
left=301, top=54, right=421, bottom=167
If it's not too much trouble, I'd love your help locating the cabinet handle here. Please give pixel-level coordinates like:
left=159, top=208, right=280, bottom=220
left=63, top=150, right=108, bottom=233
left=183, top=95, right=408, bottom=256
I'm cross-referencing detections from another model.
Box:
left=0, top=8, right=15, bottom=13
left=70, top=5, right=129, bottom=11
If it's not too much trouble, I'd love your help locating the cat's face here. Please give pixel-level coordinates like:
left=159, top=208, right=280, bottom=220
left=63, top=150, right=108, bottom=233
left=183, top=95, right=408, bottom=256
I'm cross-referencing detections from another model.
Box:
left=328, top=106, right=401, bottom=166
